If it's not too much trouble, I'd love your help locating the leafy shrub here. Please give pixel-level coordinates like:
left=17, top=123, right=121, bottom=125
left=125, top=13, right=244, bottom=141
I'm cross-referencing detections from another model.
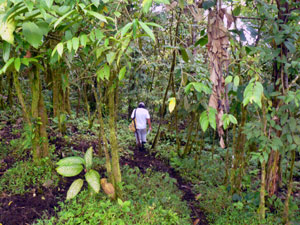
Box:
left=56, top=147, right=103, bottom=200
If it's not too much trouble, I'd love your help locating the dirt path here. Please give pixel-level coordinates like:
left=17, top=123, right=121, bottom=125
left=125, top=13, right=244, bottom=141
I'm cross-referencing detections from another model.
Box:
left=120, top=146, right=208, bottom=225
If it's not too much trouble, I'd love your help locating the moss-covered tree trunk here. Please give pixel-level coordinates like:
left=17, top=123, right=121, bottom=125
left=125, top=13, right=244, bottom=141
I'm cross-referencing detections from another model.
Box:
left=230, top=107, right=247, bottom=193
left=30, top=66, right=49, bottom=161
left=92, top=81, right=113, bottom=182
left=108, top=72, right=122, bottom=195
left=51, top=69, right=69, bottom=133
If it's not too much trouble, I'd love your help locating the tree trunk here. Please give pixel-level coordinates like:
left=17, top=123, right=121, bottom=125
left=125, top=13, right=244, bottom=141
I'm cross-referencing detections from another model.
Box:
left=93, top=81, right=113, bottom=182
left=207, top=7, right=230, bottom=149
left=230, top=107, right=247, bottom=193
left=30, top=66, right=49, bottom=160
left=108, top=73, right=122, bottom=196
left=266, top=1, right=290, bottom=197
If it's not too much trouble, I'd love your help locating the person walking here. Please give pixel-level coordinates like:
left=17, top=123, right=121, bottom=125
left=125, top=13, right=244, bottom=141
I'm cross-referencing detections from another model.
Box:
left=131, top=102, right=152, bottom=151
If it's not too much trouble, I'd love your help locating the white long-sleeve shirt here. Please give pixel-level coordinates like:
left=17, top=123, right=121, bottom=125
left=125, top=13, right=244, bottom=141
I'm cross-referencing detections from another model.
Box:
left=131, top=108, right=150, bottom=129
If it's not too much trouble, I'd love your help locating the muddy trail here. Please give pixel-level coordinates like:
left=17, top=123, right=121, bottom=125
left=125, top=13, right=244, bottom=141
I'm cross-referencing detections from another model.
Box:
left=120, top=146, right=208, bottom=225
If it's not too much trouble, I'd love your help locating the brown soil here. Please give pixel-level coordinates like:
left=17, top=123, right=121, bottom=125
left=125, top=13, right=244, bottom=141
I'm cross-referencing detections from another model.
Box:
left=0, top=181, right=70, bottom=225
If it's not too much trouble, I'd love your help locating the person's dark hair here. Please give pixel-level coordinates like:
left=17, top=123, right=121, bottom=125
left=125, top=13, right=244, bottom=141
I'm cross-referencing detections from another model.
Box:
left=138, top=102, right=145, bottom=108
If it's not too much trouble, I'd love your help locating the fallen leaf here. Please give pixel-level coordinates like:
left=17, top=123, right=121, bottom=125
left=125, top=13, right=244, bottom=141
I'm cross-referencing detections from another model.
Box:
left=193, top=218, right=200, bottom=225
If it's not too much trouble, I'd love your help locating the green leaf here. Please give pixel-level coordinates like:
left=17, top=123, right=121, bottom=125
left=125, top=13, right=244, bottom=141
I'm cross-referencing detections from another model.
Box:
left=192, top=83, right=202, bottom=92
left=87, top=10, right=107, bottom=23
left=114, top=11, right=121, bottom=17
left=154, top=0, right=170, bottom=3
left=232, top=5, right=241, bottom=16
left=225, top=76, right=233, bottom=85
left=14, top=57, right=21, bottom=72
left=118, top=198, right=123, bottom=205
left=103, top=64, right=110, bottom=80
left=120, top=22, right=132, bottom=37
left=293, top=135, right=300, bottom=145
left=95, top=29, right=104, bottom=40
left=85, top=169, right=100, bottom=193
left=178, top=0, right=184, bottom=8
left=96, top=67, right=104, bottom=81
left=145, top=22, right=163, bottom=29
left=243, top=82, right=254, bottom=107
left=289, top=118, right=296, bottom=132
left=195, top=35, right=208, bottom=47
left=66, top=179, right=84, bottom=200
left=222, top=114, right=230, bottom=129
left=180, top=48, right=189, bottom=63
left=80, top=34, right=87, bottom=48
left=119, top=66, right=126, bottom=81
left=36, top=21, right=50, bottom=36
left=142, top=0, right=152, bottom=13
left=84, top=147, right=93, bottom=171
left=56, top=165, right=83, bottom=177
left=56, top=156, right=85, bottom=166
left=57, top=43, right=64, bottom=57
left=138, top=21, right=156, bottom=42
left=72, top=37, right=79, bottom=52
left=25, top=0, right=34, bottom=11
left=20, top=58, right=37, bottom=67
left=54, top=10, right=75, bottom=29
left=229, top=114, right=237, bottom=124
left=191, top=82, right=211, bottom=94
left=106, top=51, right=116, bottom=65
left=0, top=57, right=14, bottom=74
left=284, top=41, right=296, bottom=53
left=22, top=22, right=43, bottom=48
left=132, top=19, right=137, bottom=38
left=91, top=0, right=100, bottom=7
left=44, top=0, right=53, bottom=9
left=67, top=40, right=72, bottom=52
left=200, top=111, right=209, bottom=132
left=202, top=0, right=216, bottom=10
left=3, top=41, right=10, bottom=62
left=185, top=83, right=193, bottom=93
left=208, top=107, right=217, bottom=130
left=252, top=82, right=263, bottom=108
left=233, top=76, right=240, bottom=87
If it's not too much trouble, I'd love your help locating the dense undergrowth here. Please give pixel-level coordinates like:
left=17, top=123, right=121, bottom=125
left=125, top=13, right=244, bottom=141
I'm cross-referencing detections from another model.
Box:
left=0, top=113, right=299, bottom=224
left=35, top=166, right=190, bottom=225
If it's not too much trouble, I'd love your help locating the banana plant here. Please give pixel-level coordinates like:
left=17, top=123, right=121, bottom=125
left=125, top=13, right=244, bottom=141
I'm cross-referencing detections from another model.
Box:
left=56, top=147, right=101, bottom=200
